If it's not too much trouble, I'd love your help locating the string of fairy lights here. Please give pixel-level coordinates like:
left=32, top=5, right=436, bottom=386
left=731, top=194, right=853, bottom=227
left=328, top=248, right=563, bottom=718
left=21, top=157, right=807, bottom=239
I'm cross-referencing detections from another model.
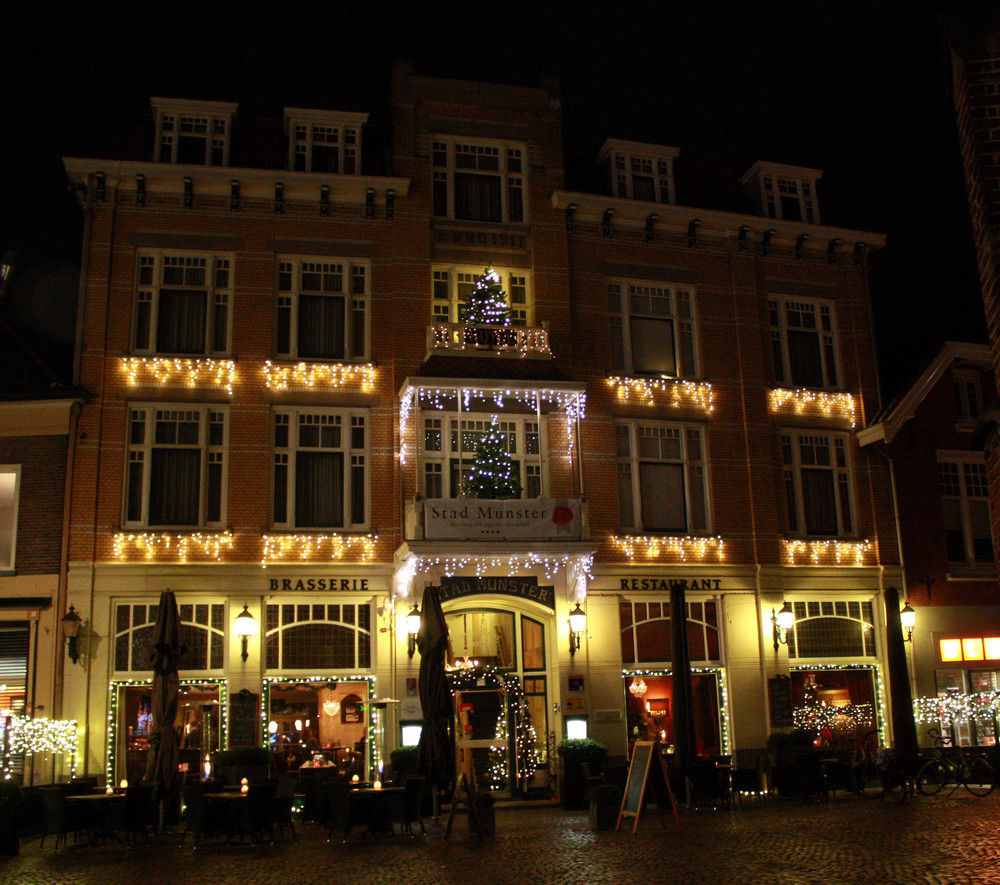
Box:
left=113, top=531, right=235, bottom=561
left=429, top=323, right=552, bottom=357
left=612, top=535, right=725, bottom=562
left=622, top=667, right=731, bottom=756
left=913, top=691, right=1000, bottom=726
left=792, top=702, right=875, bottom=734
left=261, top=533, right=378, bottom=566
left=607, top=376, right=715, bottom=412
left=2, top=715, right=79, bottom=781
left=105, top=678, right=229, bottom=785
left=397, top=552, right=594, bottom=586
left=782, top=539, right=873, bottom=566
left=262, top=360, right=376, bottom=392
left=120, top=357, right=238, bottom=396
left=790, top=663, right=887, bottom=747
left=768, top=387, right=858, bottom=427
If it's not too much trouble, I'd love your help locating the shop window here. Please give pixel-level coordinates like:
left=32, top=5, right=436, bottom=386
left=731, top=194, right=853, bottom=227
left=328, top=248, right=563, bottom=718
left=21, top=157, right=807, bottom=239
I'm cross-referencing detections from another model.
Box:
left=113, top=602, right=225, bottom=672
left=264, top=603, right=371, bottom=670
left=790, top=668, right=877, bottom=747
left=622, top=671, right=723, bottom=756
left=619, top=599, right=719, bottom=665
left=769, top=296, right=839, bottom=389
left=787, top=600, right=875, bottom=659
left=0, top=467, right=18, bottom=571
left=445, top=609, right=516, bottom=669
left=608, top=280, right=697, bottom=377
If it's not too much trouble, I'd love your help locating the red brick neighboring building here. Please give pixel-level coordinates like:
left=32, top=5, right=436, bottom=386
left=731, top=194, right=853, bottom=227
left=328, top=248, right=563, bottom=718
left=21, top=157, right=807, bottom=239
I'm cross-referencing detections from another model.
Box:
left=60, top=63, right=898, bottom=787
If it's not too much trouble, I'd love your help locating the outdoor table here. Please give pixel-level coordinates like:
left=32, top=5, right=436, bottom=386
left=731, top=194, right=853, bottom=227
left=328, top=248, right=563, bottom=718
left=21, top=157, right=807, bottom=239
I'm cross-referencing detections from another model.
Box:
left=349, top=787, right=404, bottom=836
left=65, top=793, right=125, bottom=845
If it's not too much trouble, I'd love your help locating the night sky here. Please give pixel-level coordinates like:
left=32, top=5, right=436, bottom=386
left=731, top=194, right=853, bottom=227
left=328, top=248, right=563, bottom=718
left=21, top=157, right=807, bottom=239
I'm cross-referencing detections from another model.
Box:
left=1, top=1, right=986, bottom=400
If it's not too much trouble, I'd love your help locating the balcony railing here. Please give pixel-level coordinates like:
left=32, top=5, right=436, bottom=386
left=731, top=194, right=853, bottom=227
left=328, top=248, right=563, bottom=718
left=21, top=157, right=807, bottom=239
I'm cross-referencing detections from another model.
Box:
left=405, top=497, right=587, bottom=542
left=426, top=323, right=552, bottom=359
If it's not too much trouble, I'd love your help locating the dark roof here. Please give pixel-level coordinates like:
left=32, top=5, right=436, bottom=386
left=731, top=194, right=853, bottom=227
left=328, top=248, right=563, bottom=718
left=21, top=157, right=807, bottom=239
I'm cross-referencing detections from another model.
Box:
left=417, top=356, right=572, bottom=383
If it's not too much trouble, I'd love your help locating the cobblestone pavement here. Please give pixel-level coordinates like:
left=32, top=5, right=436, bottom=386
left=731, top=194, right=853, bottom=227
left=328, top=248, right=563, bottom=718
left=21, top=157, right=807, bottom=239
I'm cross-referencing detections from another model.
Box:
left=5, top=793, right=1000, bottom=885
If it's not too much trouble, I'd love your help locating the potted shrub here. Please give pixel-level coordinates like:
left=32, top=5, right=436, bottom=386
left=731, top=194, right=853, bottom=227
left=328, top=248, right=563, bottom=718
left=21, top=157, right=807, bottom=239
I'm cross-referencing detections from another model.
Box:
left=588, top=782, right=621, bottom=830
left=390, top=745, right=419, bottom=783
left=0, top=782, right=21, bottom=855
left=471, top=791, right=495, bottom=837
left=557, top=739, right=609, bottom=809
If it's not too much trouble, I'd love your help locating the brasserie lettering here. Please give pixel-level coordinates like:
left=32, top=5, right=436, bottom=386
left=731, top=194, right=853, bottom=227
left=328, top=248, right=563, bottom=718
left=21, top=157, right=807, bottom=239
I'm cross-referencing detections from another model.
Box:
left=268, top=577, right=369, bottom=592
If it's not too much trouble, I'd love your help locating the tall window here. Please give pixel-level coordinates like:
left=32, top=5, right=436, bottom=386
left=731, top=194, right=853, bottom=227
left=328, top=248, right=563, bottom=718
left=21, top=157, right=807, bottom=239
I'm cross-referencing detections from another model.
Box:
left=617, top=422, right=709, bottom=533
left=432, top=139, right=525, bottom=224
left=769, top=296, right=839, bottom=389
left=782, top=431, right=853, bottom=537
left=953, top=370, right=984, bottom=423
left=265, top=603, right=371, bottom=670
left=939, top=455, right=995, bottom=564
left=619, top=599, right=720, bottom=664
left=421, top=416, right=542, bottom=498
left=273, top=409, right=368, bottom=529
left=0, top=467, right=19, bottom=571
left=126, top=407, right=226, bottom=528
left=432, top=266, right=531, bottom=325
left=133, top=252, right=232, bottom=356
left=153, top=101, right=234, bottom=166
left=608, top=280, right=697, bottom=377
left=113, top=602, right=225, bottom=672
left=277, top=258, right=369, bottom=360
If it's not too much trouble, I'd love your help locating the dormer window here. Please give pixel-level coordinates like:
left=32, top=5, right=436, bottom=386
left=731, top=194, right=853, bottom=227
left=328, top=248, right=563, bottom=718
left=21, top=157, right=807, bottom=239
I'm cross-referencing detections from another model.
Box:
left=741, top=161, right=822, bottom=224
left=283, top=109, right=368, bottom=174
left=151, top=98, right=237, bottom=166
left=598, top=139, right=678, bottom=204
left=953, top=369, right=984, bottom=424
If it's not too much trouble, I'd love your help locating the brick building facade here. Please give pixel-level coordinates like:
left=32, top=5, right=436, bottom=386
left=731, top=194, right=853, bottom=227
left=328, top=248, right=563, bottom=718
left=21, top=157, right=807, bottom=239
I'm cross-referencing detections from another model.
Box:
left=60, top=63, right=899, bottom=788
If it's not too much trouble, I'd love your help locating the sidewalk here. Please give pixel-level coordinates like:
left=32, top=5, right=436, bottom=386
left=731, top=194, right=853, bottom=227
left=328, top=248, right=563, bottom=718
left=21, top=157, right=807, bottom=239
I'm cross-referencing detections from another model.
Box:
left=4, top=793, right=999, bottom=884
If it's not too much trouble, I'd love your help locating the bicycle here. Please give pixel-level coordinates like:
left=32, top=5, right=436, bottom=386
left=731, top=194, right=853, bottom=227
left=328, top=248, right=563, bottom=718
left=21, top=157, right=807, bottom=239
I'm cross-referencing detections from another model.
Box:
left=876, top=749, right=916, bottom=802
left=916, top=728, right=995, bottom=798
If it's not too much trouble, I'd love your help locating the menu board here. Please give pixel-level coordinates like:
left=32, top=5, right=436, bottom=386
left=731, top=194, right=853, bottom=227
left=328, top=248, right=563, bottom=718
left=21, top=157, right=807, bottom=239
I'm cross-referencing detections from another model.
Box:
left=768, top=676, right=793, bottom=728
left=229, top=690, right=258, bottom=748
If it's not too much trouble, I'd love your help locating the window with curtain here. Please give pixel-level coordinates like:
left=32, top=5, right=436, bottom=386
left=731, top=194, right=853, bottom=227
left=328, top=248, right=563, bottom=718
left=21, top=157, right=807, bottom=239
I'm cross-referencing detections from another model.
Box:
left=769, top=296, right=839, bottom=389
left=782, top=431, right=853, bottom=537
left=939, top=455, right=995, bottom=564
left=608, top=280, right=697, bottom=378
left=432, top=139, right=525, bottom=224
left=617, top=421, right=709, bottom=533
left=125, top=406, right=226, bottom=528
left=273, top=409, right=367, bottom=529
left=133, top=252, right=232, bottom=355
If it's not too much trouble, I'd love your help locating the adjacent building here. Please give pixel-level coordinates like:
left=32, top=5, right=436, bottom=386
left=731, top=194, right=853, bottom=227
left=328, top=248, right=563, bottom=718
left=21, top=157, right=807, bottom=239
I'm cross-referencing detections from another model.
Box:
left=60, top=62, right=897, bottom=789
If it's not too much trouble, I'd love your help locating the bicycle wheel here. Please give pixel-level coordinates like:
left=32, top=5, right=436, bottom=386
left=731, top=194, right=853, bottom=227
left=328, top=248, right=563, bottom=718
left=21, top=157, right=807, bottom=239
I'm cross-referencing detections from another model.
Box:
left=917, top=759, right=947, bottom=796
left=962, top=756, right=995, bottom=797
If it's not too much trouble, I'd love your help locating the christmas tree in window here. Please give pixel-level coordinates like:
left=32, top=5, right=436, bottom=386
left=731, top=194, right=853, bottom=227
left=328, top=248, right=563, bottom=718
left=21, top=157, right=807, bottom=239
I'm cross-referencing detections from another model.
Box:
left=460, top=268, right=512, bottom=326
left=463, top=418, right=522, bottom=499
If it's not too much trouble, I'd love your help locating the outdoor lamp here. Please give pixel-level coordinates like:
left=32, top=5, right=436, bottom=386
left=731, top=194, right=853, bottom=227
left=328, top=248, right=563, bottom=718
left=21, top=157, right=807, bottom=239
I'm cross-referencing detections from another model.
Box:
left=234, top=604, right=255, bottom=662
left=900, top=603, right=916, bottom=643
left=771, top=602, right=795, bottom=651
left=406, top=604, right=421, bottom=659
left=569, top=602, right=587, bottom=656
left=61, top=605, right=82, bottom=664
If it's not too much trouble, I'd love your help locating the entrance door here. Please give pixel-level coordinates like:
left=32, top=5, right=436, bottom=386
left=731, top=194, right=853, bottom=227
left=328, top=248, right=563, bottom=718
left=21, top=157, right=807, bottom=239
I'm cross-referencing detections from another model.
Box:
left=456, top=687, right=509, bottom=792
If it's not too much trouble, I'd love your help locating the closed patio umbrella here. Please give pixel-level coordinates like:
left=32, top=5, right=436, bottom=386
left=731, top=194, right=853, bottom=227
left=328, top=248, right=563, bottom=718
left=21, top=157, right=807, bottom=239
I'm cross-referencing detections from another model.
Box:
left=670, top=583, right=696, bottom=777
left=145, top=590, right=184, bottom=821
left=416, top=585, right=455, bottom=799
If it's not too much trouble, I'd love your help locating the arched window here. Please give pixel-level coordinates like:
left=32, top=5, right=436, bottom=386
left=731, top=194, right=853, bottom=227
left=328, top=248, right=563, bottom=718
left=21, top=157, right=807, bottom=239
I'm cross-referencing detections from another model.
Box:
left=788, top=600, right=876, bottom=659
left=619, top=599, right=720, bottom=665
left=113, top=602, right=224, bottom=672
left=265, top=602, right=371, bottom=670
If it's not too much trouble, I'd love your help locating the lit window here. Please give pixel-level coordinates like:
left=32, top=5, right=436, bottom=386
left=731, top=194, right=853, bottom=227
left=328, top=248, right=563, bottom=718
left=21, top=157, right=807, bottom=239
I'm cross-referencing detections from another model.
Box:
left=265, top=603, right=371, bottom=670
left=939, top=639, right=963, bottom=662
left=133, top=251, right=232, bottom=356
left=125, top=406, right=227, bottom=528
left=152, top=99, right=235, bottom=166
left=782, top=431, right=854, bottom=537
left=984, top=638, right=1000, bottom=659
left=938, top=455, right=995, bottom=564
left=421, top=415, right=542, bottom=499
left=769, top=296, right=839, bottom=389
left=608, top=280, right=697, bottom=377
left=0, top=467, right=19, bottom=570
left=276, top=258, right=369, bottom=360
left=431, top=266, right=531, bottom=325
left=616, top=421, right=709, bottom=534
left=272, top=408, right=368, bottom=530
left=432, top=138, right=525, bottom=224
left=964, top=638, right=985, bottom=661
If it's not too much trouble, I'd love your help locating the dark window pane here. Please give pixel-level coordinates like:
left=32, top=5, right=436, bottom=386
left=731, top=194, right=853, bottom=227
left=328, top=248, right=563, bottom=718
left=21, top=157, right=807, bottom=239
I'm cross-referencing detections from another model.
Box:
left=787, top=330, right=824, bottom=387
left=454, top=173, right=502, bottom=222
left=281, top=623, right=356, bottom=669
left=149, top=449, right=201, bottom=525
left=635, top=619, right=671, bottom=663
left=298, top=294, right=345, bottom=358
left=639, top=462, right=686, bottom=532
left=156, top=290, right=206, bottom=354
left=801, top=469, right=837, bottom=535
left=295, top=451, right=344, bottom=527
left=631, top=317, right=676, bottom=374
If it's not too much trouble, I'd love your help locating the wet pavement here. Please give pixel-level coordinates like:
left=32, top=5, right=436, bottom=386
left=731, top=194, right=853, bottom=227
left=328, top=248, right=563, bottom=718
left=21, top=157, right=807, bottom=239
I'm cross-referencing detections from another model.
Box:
left=4, top=792, right=1000, bottom=884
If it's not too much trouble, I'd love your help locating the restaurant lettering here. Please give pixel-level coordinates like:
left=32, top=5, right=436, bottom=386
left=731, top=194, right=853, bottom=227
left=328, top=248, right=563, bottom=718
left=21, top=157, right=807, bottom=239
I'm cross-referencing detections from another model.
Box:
left=619, top=578, right=722, bottom=592
left=438, top=576, right=555, bottom=610
left=268, top=577, right=369, bottom=593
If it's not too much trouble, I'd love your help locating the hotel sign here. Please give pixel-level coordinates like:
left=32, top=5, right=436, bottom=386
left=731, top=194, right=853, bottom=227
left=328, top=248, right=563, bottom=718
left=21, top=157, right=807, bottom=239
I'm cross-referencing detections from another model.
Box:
left=438, top=576, right=556, bottom=611
left=423, top=498, right=582, bottom=541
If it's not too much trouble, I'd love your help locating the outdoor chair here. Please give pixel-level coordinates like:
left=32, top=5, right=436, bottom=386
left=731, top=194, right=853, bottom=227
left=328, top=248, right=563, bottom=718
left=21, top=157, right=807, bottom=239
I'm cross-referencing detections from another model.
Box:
left=179, top=783, right=226, bottom=848
left=272, top=773, right=298, bottom=840
left=791, top=752, right=828, bottom=801
left=244, top=782, right=277, bottom=843
left=401, top=776, right=426, bottom=835
left=39, top=786, right=72, bottom=851
left=121, top=782, right=156, bottom=844
left=685, top=759, right=730, bottom=810
left=323, top=779, right=367, bottom=842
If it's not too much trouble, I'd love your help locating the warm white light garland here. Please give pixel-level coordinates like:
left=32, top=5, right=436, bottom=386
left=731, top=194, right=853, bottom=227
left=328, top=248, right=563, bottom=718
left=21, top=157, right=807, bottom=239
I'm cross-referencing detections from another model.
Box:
left=399, top=552, right=594, bottom=584
left=607, top=376, right=715, bottom=412
left=3, top=716, right=79, bottom=780
left=121, top=357, right=237, bottom=395
left=113, top=531, right=234, bottom=561
left=261, top=533, right=378, bottom=566
left=612, top=535, right=725, bottom=561
left=782, top=539, right=872, bottom=566
left=914, top=691, right=1000, bottom=725
left=263, top=360, right=376, bottom=392
left=768, top=388, right=858, bottom=427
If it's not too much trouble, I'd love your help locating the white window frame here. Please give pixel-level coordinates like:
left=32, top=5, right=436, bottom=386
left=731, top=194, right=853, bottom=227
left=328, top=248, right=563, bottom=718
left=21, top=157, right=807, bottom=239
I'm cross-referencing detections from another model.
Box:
left=763, top=175, right=817, bottom=223
left=953, top=369, right=984, bottom=425
left=287, top=119, right=361, bottom=174
left=615, top=152, right=675, bottom=203
left=272, top=407, right=369, bottom=530
left=420, top=414, right=545, bottom=499
left=112, top=599, right=227, bottom=675
left=124, top=405, right=228, bottom=529
left=938, top=452, right=995, bottom=565
left=616, top=421, right=710, bottom=534
left=608, top=279, right=698, bottom=377
left=152, top=99, right=235, bottom=166
left=0, top=465, right=20, bottom=571
left=769, top=295, right=840, bottom=389
left=264, top=600, right=373, bottom=672
left=132, top=250, right=233, bottom=357
left=431, top=265, right=532, bottom=325
left=781, top=430, right=854, bottom=538
left=432, top=137, right=527, bottom=224
left=276, top=257, right=370, bottom=361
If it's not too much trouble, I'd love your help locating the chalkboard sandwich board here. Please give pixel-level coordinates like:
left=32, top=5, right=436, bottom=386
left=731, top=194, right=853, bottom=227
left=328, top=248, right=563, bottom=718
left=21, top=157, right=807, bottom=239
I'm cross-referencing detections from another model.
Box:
left=616, top=740, right=680, bottom=834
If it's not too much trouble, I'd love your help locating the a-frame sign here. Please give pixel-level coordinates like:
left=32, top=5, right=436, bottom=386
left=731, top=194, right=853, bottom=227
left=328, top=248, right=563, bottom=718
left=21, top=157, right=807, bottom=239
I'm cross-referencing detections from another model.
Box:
left=616, top=740, right=681, bottom=834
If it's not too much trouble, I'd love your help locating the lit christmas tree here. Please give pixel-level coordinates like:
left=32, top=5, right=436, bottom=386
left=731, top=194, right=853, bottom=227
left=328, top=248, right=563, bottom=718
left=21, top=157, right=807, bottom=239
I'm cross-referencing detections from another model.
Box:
left=486, top=709, right=508, bottom=791
left=460, top=268, right=512, bottom=326
left=463, top=418, right=522, bottom=499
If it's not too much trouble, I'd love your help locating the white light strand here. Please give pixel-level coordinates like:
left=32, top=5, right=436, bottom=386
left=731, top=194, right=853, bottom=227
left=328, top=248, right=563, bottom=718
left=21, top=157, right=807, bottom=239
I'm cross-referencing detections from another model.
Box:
left=121, top=357, right=237, bottom=395
left=768, top=388, right=858, bottom=427
left=783, top=539, right=872, bottom=566
left=607, top=376, right=715, bottom=412
left=261, top=533, right=378, bottom=566
left=404, top=552, right=594, bottom=583
left=113, top=531, right=234, bottom=562
left=263, top=360, right=376, bottom=392
left=612, top=535, right=725, bottom=562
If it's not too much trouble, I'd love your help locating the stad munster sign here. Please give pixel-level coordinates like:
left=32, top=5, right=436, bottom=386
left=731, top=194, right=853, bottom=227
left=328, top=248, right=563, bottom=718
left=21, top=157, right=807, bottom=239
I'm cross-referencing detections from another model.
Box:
left=423, top=497, right=582, bottom=541
left=438, top=576, right=555, bottom=611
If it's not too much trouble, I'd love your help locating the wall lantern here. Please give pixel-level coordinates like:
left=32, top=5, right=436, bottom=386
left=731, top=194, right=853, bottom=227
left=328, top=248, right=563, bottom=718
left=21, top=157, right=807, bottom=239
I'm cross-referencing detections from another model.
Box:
left=406, top=604, right=421, bottom=659
left=61, top=605, right=82, bottom=664
left=900, top=603, right=916, bottom=643
left=771, top=601, right=795, bottom=651
left=234, top=604, right=256, bottom=662
left=568, top=602, right=587, bottom=656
